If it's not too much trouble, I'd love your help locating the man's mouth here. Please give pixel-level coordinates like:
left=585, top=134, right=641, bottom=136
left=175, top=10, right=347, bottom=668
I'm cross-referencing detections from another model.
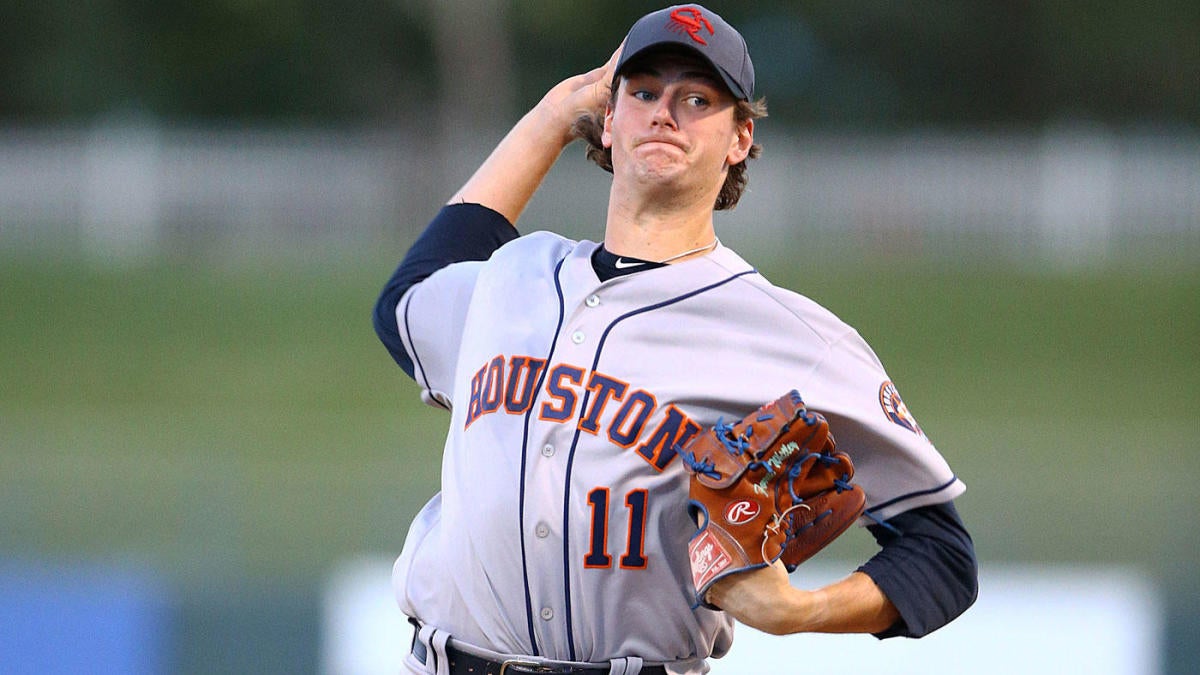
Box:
left=636, top=137, right=686, bottom=151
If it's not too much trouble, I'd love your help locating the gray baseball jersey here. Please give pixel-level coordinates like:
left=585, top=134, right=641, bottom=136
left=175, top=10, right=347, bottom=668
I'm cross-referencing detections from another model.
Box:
left=391, top=232, right=964, bottom=668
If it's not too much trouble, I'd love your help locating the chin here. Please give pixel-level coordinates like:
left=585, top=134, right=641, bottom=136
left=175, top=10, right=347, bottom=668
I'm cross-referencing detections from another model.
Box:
left=632, top=156, right=689, bottom=182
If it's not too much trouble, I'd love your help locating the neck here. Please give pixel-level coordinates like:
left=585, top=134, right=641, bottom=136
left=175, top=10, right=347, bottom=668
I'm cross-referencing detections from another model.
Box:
left=603, top=184, right=718, bottom=263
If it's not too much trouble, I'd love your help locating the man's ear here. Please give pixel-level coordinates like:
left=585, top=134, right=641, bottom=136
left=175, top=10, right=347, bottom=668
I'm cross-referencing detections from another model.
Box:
left=601, top=102, right=615, bottom=149
left=727, top=119, right=754, bottom=165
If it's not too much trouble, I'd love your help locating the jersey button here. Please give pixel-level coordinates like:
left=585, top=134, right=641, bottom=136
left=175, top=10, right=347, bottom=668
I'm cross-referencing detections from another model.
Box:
left=585, top=294, right=600, bottom=308
left=541, top=444, right=555, bottom=457
left=571, top=330, right=585, bottom=344
left=535, top=523, right=550, bottom=538
left=540, top=607, right=554, bottom=621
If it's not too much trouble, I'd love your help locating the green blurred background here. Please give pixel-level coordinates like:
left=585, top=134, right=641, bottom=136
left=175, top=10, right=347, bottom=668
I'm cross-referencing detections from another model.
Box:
left=1, top=1, right=1198, bottom=673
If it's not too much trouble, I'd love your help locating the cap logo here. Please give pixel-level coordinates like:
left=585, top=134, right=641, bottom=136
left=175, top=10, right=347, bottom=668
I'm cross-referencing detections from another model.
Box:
left=668, top=7, right=715, bottom=46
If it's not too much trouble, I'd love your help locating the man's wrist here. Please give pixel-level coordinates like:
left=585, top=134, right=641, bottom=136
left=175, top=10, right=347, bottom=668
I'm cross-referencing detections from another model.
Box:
left=526, top=99, right=582, bottom=150
left=744, top=584, right=819, bottom=636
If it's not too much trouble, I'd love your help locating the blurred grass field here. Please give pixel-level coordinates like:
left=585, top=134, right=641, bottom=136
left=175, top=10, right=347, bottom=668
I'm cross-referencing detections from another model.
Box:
left=1, top=250, right=1197, bottom=598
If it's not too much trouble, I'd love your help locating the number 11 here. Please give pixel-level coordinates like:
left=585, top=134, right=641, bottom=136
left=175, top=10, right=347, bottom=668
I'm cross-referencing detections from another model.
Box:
left=584, top=487, right=648, bottom=569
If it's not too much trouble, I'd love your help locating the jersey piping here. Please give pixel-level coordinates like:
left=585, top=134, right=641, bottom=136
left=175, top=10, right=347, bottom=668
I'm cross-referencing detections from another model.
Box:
left=518, top=255, right=570, bottom=657
left=401, top=287, right=448, bottom=410
left=864, top=476, right=961, bottom=516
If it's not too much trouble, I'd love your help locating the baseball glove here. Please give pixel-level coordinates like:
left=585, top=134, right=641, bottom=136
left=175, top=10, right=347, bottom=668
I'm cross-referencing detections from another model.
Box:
left=681, top=390, right=865, bottom=607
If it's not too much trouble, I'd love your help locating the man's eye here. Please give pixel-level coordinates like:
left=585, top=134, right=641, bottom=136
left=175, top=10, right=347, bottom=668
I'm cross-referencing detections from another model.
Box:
left=633, top=90, right=655, bottom=101
left=686, top=95, right=709, bottom=107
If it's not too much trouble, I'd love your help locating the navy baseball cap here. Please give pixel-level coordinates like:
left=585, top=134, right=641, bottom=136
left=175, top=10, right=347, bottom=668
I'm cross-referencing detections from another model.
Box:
left=614, top=4, right=755, bottom=100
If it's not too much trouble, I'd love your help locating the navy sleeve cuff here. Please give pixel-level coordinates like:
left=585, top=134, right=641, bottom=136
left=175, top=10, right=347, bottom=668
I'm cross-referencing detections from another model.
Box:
left=372, top=203, right=518, bottom=378
left=858, top=500, right=979, bottom=639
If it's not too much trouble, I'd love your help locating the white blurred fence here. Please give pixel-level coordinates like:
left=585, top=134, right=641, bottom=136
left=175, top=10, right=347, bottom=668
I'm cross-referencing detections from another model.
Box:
left=1, top=124, right=1197, bottom=266
left=321, top=558, right=1163, bottom=675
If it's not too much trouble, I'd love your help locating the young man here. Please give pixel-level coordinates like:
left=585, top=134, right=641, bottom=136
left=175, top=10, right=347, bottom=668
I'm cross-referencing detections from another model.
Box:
left=375, top=6, right=977, bottom=674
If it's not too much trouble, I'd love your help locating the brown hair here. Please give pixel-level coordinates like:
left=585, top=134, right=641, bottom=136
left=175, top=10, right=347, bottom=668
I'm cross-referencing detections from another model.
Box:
left=570, top=90, right=768, bottom=211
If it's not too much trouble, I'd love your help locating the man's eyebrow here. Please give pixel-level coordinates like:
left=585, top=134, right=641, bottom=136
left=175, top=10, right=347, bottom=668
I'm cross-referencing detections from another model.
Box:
left=682, top=70, right=723, bottom=86
left=626, top=66, right=723, bottom=87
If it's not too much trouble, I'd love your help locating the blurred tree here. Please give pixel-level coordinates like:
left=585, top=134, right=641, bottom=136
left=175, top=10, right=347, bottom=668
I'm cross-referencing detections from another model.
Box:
left=0, top=0, right=434, bottom=123
left=1030, top=0, right=1200, bottom=125
left=424, top=0, right=515, bottom=138
left=776, top=1, right=1045, bottom=127
left=0, top=0, right=1195, bottom=128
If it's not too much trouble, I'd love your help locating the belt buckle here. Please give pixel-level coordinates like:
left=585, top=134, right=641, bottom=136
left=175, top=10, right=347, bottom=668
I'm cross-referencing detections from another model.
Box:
left=498, top=658, right=563, bottom=674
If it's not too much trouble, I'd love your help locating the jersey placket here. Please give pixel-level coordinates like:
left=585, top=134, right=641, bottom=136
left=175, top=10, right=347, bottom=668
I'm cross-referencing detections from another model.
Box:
left=514, top=263, right=608, bottom=659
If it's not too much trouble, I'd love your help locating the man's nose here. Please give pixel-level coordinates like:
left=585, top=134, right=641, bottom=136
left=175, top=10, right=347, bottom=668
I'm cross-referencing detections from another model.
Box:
left=651, top=98, right=678, bottom=128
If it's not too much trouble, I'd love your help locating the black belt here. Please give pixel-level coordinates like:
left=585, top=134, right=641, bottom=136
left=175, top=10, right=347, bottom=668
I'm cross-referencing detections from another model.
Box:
left=411, top=634, right=667, bottom=675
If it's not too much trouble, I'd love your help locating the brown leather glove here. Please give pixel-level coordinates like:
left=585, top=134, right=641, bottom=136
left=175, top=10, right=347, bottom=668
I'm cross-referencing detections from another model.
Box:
left=681, top=390, right=866, bottom=608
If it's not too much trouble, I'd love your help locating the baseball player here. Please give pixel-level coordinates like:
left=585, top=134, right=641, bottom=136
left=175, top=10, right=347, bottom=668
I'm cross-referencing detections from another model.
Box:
left=374, top=5, right=977, bottom=674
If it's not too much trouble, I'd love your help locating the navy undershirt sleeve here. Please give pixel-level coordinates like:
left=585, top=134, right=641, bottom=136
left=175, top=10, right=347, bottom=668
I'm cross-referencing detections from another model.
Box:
left=372, top=203, right=518, bottom=378
left=858, top=500, right=978, bottom=639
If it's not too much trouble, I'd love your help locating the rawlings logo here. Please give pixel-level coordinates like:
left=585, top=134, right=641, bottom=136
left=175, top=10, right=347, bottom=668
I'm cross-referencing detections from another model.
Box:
left=689, top=530, right=733, bottom=589
left=724, top=499, right=761, bottom=525
left=668, top=7, right=715, bottom=46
